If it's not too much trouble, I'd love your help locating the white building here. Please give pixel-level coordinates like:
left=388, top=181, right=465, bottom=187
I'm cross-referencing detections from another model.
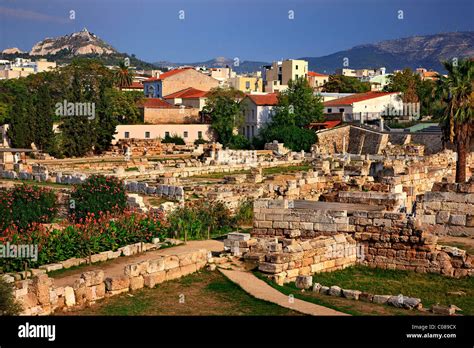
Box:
left=323, top=91, right=402, bottom=123
left=240, top=93, right=278, bottom=139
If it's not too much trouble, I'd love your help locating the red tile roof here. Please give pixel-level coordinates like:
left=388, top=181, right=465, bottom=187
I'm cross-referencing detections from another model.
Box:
left=144, top=67, right=194, bottom=83
left=124, top=81, right=144, bottom=89
left=246, top=93, right=279, bottom=106
left=308, top=71, right=328, bottom=77
left=138, top=98, right=176, bottom=109
left=164, top=87, right=208, bottom=99
left=323, top=92, right=398, bottom=106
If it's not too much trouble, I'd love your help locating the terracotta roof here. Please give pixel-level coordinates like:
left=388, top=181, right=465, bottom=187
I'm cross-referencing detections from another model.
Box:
left=308, top=71, right=328, bottom=77
left=144, top=67, right=194, bottom=83
left=124, top=81, right=143, bottom=89
left=309, top=120, right=341, bottom=129
left=138, top=98, right=176, bottom=109
left=423, top=71, right=439, bottom=78
left=246, top=93, right=278, bottom=106
left=164, top=87, right=208, bottom=99
left=323, top=92, right=398, bottom=106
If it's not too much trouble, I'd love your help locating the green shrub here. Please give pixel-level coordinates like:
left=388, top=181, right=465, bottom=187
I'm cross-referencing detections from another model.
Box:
left=194, top=137, right=208, bottom=145
left=69, top=175, right=127, bottom=221
left=228, top=134, right=251, bottom=149
left=166, top=200, right=236, bottom=240
left=0, top=184, right=57, bottom=232
left=0, top=277, right=21, bottom=315
left=162, top=134, right=185, bottom=145
left=235, top=200, right=253, bottom=225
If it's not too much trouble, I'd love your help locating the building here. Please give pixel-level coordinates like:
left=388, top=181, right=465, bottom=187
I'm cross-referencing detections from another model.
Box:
left=143, top=68, right=219, bottom=98
left=307, top=71, right=329, bottom=91
left=113, top=124, right=214, bottom=144
left=209, top=67, right=236, bottom=83
left=316, top=92, right=355, bottom=102
left=139, top=98, right=201, bottom=124
left=263, top=59, right=308, bottom=92
left=335, top=67, right=386, bottom=78
left=0, top=58, right=56, bottom=79
left=164, top=87, right=209, bottom=111
left=228, top=75, right=263, bottom=93
left=240, top=93, right=279, bottom=139
left=121, top=81, right=144, bottom=92
left=323, top=91, right=402, bottom=123
left=416, top=68, right=440, bottom=81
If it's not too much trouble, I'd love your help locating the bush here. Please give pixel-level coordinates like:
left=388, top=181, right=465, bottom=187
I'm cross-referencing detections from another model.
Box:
left=162, top=134, right=185, bottom=145
left=256, top=125, right=317, bottom=152
left=166, top=200, right=236, bottom=240
left=194, top=137, right=208, bottom=145
left=70, top=175, right=127, bottom=221
left=228, top=134, right=251, bottom=150
left=235, top=200, right=253, bottom=225
left=0, top=211, right=165, bottom=272
left=0, top=277, right=21, bottom=315
left=0, top=185, right=57, bottom=233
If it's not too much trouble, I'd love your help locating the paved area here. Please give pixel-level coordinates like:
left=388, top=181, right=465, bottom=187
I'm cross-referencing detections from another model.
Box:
left=53, top=240, right=224, bottom=288
left=220, top=268, right=349, bottom=316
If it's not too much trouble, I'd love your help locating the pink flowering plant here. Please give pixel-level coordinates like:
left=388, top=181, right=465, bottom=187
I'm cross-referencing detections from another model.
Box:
left=0, top=184, right=57, bottom=232
left=69, top=175, right=127, bottom=221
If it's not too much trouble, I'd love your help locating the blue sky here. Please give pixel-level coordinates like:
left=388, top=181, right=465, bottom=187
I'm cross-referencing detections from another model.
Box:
left=0, top=0, right=472, bottom=62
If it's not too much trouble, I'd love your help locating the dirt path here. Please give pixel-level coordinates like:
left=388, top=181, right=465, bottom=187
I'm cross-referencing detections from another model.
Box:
left=52, top=240, right=224, bottom=288
left=219, top=269, right=349, bottom=316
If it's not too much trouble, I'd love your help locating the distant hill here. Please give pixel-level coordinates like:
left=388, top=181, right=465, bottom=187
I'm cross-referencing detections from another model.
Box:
left=0, top=28, right=159, bottom=70
left=155, top=56, right=270, bottom=74
left=301, top=32, right=474, bottom=74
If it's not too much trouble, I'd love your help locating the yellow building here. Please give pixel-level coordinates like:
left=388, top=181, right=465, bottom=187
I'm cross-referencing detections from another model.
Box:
left=263, top=59, right=308, bottom=92
left=228, top=75, right=263, bottom=93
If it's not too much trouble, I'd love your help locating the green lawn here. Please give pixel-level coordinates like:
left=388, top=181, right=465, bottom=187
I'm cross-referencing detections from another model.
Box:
left=0, top=179, right=70, bottom=189
left=256, top=266, right=474, bottom=316
left=63, top=270, right=302, bottom=316
left=262, top=164, right=312, bottom=175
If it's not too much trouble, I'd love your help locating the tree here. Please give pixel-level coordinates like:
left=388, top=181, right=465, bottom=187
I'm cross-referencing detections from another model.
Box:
left=94, top=80, right=118, bottom=153
left=384, top=68, right=420, bottom=103
left=437, top=59, right=473, bottom=183
left=323, top=75, right=370, bottom=93
left=256, top=77, right=322, bottom=151
left=106, top=89, right=142, bottom=124
left=32, top=84, right=54, bottom=151
left=113, top=61, right=134, bottom=90
left=7, top=94, right=33, bottom=148
left=202, top=87, right=244, bottom=147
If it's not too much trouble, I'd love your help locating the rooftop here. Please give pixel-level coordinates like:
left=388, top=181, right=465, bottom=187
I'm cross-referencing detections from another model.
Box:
left=144, top=67, right=194, bottom=82
left=323, top=91, right=398, bottom=106
left=164, top=87, right=209, bottom=99
left=246, top=93, right=279, bottom=106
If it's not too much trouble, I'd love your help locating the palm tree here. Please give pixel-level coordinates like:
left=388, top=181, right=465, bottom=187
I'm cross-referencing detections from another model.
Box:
left=113, top=60, right=134, bottom=90
left=437, top=59, right=473, bottom=183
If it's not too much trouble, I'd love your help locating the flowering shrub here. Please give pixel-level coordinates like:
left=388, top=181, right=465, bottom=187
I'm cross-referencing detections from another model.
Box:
left=0, top=185, right=57, bottom=233
left=0, top=211, right=165, bottom=273
left=70, top=175, right=127, bottom=221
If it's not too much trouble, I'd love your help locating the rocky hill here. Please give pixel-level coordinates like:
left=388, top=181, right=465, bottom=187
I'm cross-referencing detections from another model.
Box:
left=29, top=28, right=117, bottom=56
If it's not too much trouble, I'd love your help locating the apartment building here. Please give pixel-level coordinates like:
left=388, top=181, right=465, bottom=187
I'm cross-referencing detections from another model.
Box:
left=240, top=93, right=278, bottom=139
left=263, top=59, right=308, bottom=92
left=228, top=75, right=263, bottom=93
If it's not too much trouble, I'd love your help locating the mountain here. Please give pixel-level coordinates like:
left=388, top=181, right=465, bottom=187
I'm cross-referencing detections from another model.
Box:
left=155, top=56, right=269, bottom=74
left=301, top=32, right=474, bottom=74
left=0, top=29, right=158, bottom=70
left=2, top=47, right=24, bottom=54
left=29, top=28, right=117, bottom=56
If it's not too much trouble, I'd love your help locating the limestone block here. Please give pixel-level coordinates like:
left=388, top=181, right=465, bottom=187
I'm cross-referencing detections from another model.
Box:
left=342, top=289, right=361, bottom=300
left=81, top=271, right=104, bottom=287
left=64, top=286, right=76, bottom=307
left=372, top=294, right=391, bottom=304
left=295, top=275, right=313, bottom=289
left=105, top=276, right=130, bottom=291
left=329, top=285, right=342, bottom=296
left=143, top=271, right=166, bottom=288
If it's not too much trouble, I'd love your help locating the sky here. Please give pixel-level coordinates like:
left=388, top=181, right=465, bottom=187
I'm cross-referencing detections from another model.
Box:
left=0, top=0, right=472, bottom=63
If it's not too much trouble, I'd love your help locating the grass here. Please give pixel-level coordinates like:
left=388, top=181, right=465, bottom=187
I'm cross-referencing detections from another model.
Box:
left=191, top=170, right=250, bottom=179
left=0, top=178, right=70, bottom=189
left=63, top=270, right=302, bottom=316
left=262, top=164, right=312, bottom=176
left=257, top=265, right=474, bottom=316
left=125, top=167, right=138, bottom=172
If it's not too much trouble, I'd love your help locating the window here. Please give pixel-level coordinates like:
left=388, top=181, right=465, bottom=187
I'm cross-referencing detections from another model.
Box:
left=252, top=109, right=255, bottom=120
left=327, top=108, right=332, bottom=113
left=295, top=74, right=298, bottom=79
left=183, top=131, right=188, bottom=138
left=145, top=131, right=150, bottom=138
left=273, top=81, right=277, bottom=85
left=251, top=126, right=255, bottom=137
left=198, top=131, right=202, bottom=138
left=124, top=132, right=130, bottom=139
left=339, top=108, right=345, bottom=113
left=245, top=81, right=250, bottom=89
left=165, top=131, right=170, bottom=137
left=296, top=65, right=299, bottom=70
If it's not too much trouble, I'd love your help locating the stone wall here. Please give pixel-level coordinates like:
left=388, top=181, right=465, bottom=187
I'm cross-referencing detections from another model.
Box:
left=315, top=126, right=350, bottom=154
left=142, top=107, right=201, bottom=124
left=417, top=181, right=474, bottom=236
left=125, top=181, right=185, bottom=201
left=252, top=199, right=473, bottom=277
left=10, top=249, right=210, bottom=315
left=245, top=234, right=357, bottom=284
